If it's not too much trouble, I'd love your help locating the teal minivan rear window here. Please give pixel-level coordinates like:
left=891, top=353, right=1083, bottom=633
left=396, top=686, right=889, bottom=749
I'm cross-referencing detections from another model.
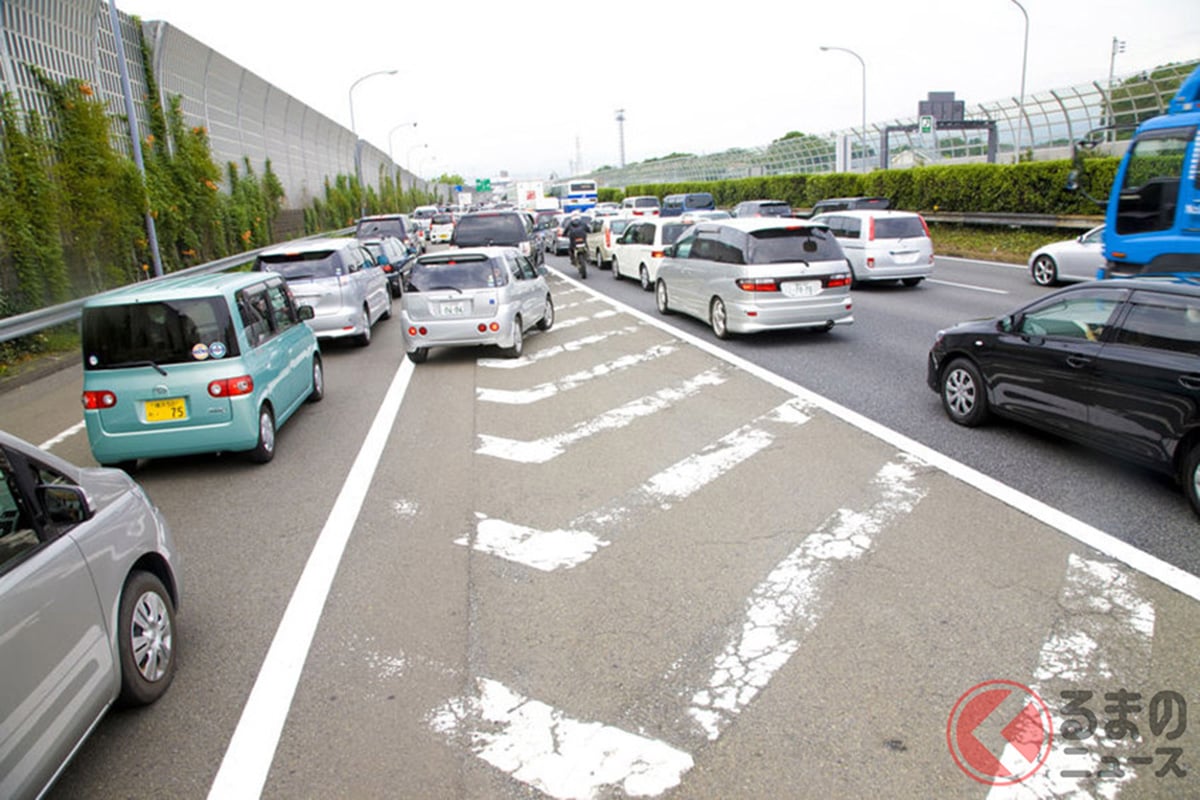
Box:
left=83, top=298, right=239, bottom=369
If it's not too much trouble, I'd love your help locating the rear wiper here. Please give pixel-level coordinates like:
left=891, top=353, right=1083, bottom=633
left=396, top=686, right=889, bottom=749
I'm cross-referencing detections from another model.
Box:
left=107, top=360, right=169, bottom=376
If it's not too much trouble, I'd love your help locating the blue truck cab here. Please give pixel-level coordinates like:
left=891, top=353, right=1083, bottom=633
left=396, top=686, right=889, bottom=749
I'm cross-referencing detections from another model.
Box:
left=1102, top=64, right=1200, bottom=277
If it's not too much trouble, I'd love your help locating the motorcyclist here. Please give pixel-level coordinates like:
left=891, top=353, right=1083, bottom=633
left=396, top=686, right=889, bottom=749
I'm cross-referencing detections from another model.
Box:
left=562, top=211, right=591, bottom=277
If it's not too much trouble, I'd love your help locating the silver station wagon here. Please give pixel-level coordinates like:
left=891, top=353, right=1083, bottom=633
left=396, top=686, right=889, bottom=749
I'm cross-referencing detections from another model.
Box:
left=654, top=218, right=854, bottom=339
left=401, top=247, right=554, bottom=362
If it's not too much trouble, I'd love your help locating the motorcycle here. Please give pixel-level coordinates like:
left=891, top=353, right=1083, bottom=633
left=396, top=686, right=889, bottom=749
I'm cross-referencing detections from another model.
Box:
left=569, top=237, right=588, bottom=279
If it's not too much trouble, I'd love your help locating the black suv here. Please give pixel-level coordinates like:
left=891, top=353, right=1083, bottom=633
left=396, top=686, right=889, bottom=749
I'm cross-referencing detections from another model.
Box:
left=928, top=276, right=1200, bottom=515
left=355, top=214, right=422, bottom=255
left=451, top=211, right=542, bottom=266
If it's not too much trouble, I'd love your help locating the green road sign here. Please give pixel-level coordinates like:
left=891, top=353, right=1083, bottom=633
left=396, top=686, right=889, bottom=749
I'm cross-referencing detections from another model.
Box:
left=919, top=115, right=935, bottom=134
left=475, top=178, right=491, bottom=192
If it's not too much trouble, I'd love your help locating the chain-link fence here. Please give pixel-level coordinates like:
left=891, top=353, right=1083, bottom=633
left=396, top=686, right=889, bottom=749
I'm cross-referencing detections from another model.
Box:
left=590, top=60, right=1198, bottom=189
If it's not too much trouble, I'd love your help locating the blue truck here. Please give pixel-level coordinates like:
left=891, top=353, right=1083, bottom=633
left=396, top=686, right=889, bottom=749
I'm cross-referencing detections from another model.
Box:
left=1099, top=63, right=1200, bottom=277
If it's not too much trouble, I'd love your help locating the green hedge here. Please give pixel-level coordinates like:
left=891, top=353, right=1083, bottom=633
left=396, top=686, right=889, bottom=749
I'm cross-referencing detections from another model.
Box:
left=618, top=157, right=1119, bottom=214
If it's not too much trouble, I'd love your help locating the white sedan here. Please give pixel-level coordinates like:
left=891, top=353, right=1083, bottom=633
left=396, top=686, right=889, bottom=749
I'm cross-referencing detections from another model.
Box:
left=1028, top=225, right=1105, bottom=286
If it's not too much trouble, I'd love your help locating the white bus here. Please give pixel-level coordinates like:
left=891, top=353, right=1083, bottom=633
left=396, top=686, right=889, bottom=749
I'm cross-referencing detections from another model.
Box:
left=548, top=179, right=598, bottom=213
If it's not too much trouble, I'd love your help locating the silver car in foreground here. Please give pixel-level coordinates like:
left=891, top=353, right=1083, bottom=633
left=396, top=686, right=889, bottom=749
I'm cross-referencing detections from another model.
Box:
left=0, top=431, right=179, bottom=800
left=654, top=218, right=854, bottom=339
left=401, top=247, right=554, bottom=362
left=1028, top=224, right=1106, bottom=286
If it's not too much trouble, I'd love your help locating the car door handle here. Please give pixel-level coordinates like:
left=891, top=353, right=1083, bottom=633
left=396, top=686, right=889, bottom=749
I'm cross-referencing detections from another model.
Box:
left=1065, top=355, right=1092, bottom=369
left=1179, top=374, right=1200, bottom=390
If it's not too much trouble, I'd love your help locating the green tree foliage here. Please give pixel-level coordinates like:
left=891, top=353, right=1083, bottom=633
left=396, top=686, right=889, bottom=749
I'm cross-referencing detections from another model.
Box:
left=0, top=94, right=68, bottom=313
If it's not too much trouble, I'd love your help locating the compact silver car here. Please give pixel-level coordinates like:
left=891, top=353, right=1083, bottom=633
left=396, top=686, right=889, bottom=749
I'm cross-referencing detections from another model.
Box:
left=0, top=431, right=179, bottom=800
left=1028, top=224, right=1106, bottom=286
left=654, top=218, right=854, bottom=339
left=254, top=237, right=391, bottom=346
left=810, top=209, right=934, bottom=287
left=401, top=247, right=554, bottom=362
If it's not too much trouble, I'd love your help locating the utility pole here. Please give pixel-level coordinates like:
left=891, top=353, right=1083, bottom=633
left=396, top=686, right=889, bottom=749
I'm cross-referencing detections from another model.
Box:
left=615, top=109, right=626, bottom=168
left=1107, top=36, right=1126, bottom=141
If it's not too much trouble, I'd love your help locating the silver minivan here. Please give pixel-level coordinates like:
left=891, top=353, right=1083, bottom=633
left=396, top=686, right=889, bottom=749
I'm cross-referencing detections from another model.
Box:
left=254, top=237, right=391, bottom=345
left=400, top=247, right=554, bottom=362
left=810, top=209, right=934, bottom=287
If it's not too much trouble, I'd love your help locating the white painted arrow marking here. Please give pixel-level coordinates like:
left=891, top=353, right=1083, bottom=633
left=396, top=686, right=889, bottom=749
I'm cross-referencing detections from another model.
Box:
left=478, top=326, right=640, bottom=369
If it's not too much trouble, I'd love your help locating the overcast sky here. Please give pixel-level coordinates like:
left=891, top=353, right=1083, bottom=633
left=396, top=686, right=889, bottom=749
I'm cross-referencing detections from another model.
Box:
left=116, top=0, right=1198, bottom=182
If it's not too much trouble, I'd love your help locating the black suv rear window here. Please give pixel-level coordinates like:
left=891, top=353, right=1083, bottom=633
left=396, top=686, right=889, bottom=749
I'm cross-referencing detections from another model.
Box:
left=453, top=214, right=526, bottom=246
left=874, top=217, right=927, bottom=239
left=83, top=298, right=239, bottom=368
left=406, top=255, right=508, bottom=291
left=257, top=250, right=341, bottom=280
left=356, top=217, right=407, bottom=239
left=746, top=227, right=844, bottom=264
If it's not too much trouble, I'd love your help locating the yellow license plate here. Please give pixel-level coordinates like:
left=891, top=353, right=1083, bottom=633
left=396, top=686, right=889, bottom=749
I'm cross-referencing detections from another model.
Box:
left=144, top=397, right=187, bottom=423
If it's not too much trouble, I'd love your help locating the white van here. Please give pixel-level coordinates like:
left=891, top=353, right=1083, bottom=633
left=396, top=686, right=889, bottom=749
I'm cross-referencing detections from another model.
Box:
left=620, top=195, right=661, bottom=217
left=809, top=209, right=934, bottom=287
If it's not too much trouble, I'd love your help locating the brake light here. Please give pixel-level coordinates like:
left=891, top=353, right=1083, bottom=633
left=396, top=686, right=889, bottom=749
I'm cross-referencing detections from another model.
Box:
left=407, top=326, right=428, bottom=336
left=867, top=257, right=876, bottom=269
left=651, top=250, right=664, bottom=258
left=919, top=215, right=930, bottom=238
left=83, top=390, right=117, bottom=409
left=208, top=376, right=254, bottom=397
left=735, top=278, right=779, bottom=292
left=606, top=228, right=612, bottom=248
left=826, top=273, right=852, bottom=288
left=867, top=217, right=876, bottom=241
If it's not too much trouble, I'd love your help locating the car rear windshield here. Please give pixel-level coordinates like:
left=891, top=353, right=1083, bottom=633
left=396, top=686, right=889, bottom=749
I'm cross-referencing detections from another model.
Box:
left=874, top=217, right=927, bottom=239
left=356, top=218, right=407, bottom=239
left=746, top=227, right=844, bottom=264
left=432, top=214, right=454, bottom=224
left=633, top=197, right=659, bottom=208
left=758, top=202, right=791, bottom=216
left=256, top=250, right=342, bottom=280
left=453, top=215, right=525, bottom=246
left=406, top=255, right=507, bottom=292
left=83, top=297, right=239, bottom=369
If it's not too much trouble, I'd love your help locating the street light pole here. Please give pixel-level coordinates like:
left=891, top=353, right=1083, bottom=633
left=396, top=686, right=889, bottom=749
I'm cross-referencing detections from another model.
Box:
left=1107, top=36, right=1126, bottom=141
left=819, top=46, right=866, bottom=172
left=1009, top=0, right=1029, bottom=163
left=348, top=69, right=398, bottom=216
left=389, top=121, right=417, bottom=189
left=407, top=143, right=428, bottom=172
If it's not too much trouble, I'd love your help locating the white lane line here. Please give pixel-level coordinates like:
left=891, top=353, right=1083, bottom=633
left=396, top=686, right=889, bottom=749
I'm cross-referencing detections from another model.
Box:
left=430, top=677, right=693, bottom=800
left=687, top=455, right=928, bottom=740
left=987, top=555, right=1155, bottom=799
left=207, top=357, right=415, bottom=800
left=477, top=326, right=639, bottom=369
left=39, top=420, right=85, bottom=450
left=927, top=278, right=1010, bottom=294
left=477, top=342, right=677, bottom=404
left=477, top=368, right=727, bottom=463
left=556, top=272, right=1200, bottom=603
left=463, top=399, right=814, bottom=571
left=550, top=308, right=622, bottom=332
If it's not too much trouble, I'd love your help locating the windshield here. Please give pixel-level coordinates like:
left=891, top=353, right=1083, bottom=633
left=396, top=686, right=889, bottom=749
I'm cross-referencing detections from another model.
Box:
left=83, top=297, right=239, bottom=368
left=746, top=227, right=844, bottom=264
left=356, top=218, right=406, bottom=238
left=454, top=215, right=525, bottom=246
left=406, top=256, right=508, bottom=292
left=256, top=250, right=341, bottom=280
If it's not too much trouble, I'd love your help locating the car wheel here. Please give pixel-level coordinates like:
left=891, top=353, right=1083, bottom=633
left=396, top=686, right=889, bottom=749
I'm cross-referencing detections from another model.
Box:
left=1182, top=442, right=1200, bottom=518
left=502, top=316, right=524, bottom=359
left=117, top=570, right=176, bottom=706
left=536, top=295, right=555, bottom=331
left=710, top=297, right=730, bottom=340
left=248, top=405, right=276, bottom=463
left=408, top=347, right=428, bottom=364
left=307, top=356, right=324, bottom=402
left=356, top=306, right=372, bottom=347
left=381, top=292, right=393, bottom=320
left=611, top=256, right=621, bottom=280
left=940, top=358, right=989, bottom=427
left=639, top=265, right=651, bottom=291
left=1031, top=255, right=1058, bottom=286
left=901, top=277, right=923, bottom=287
left=655, top=280, right=671, bottom=314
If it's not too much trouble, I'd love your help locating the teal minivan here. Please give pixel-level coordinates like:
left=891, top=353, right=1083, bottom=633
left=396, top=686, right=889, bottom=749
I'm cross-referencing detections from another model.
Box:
left=81, top=272, right=323, bottom=468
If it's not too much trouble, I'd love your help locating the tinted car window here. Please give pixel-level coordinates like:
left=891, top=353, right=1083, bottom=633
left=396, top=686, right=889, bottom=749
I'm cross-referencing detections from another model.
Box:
left=1113, top=293, right=1200, bottom=353
left=692, top=229, right=746, bottom=264
left=874, top=217, right=927, bottom=239
left=356, top=217, right=407, bottom=239
left=662, top=223, right=689, bottom=245
left=747, top=227, right=844, bottom=264
left=453, top=215, right=527, bottom=246
left=758, top=202, right=791, bottom=216
left=1018, top=294, right=1124, bottom=340
left=257, top=250, right=343, bottom=279
left=634, top=198, right=658, bottom=208
left=432, top=214, right=454, bottom=224
left=82, top=297, right=239, bottom=368
left=406, top=256, right=508, bottom=291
